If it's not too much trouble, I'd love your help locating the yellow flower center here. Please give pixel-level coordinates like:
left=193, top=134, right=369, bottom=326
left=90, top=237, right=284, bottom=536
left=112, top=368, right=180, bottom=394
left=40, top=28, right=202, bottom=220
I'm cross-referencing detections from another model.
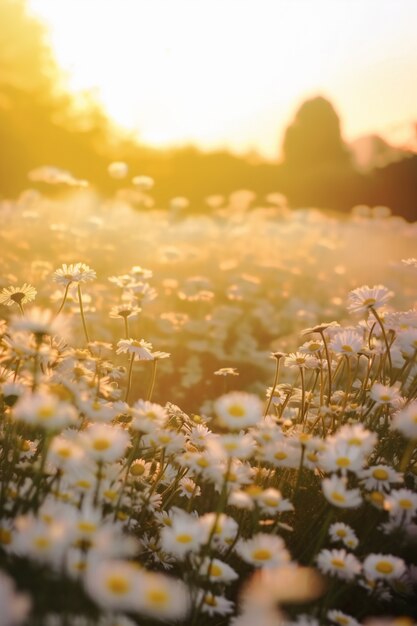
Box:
left=375, top=561, right=394, bottom=574
left=106, top=575, right=130, bottom=595
left=37, top=405, right=55, bottom=420
left=363, top=298, right=376, bottom=307
left=331, top=491, right=346, bottom=503
left=336, top=529, right=347, bottom=537
left=372, top=468, right=388, bottom=480
left=209, top=564, right=223, bottom=577
left=398, top=499, right=413, bottom=509
left=336, top=457, right=351, bottom=468
left=274, top=451, right=288, bottom=460
left=34, top=537, right=50, bottom=550
left=331, top=558, right=346, bottom=569
left=204, top=595, right=218, bottom=607
left=341, top=345, right=353, bottom=352
left=92, top=438, right=111, bottom=451
left=227, top=404, right=245, bottom=417
left=176, top=533, right=193, bottom=544
left=252, top=548, right=272, bottom=561
left=78, top=521, right=97, bottom=533
left=146, top=589, right=169, bottom=606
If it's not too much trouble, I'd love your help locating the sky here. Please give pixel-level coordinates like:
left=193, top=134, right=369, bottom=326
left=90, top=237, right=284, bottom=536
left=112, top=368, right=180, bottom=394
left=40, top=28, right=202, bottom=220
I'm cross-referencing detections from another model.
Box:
left=29, top=0, right=417, bottom=159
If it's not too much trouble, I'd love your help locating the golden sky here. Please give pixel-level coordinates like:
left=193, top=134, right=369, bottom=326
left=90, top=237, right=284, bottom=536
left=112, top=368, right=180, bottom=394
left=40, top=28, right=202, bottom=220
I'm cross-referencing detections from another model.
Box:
left=29, top=0, right=417, bottom=159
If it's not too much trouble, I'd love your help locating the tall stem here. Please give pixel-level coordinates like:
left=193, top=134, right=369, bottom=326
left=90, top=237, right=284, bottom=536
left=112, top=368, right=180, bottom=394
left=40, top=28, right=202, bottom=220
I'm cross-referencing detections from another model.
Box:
left=55, top=282, right=71, bottom=317
left=320, top=330, right=332, bottom=405
left=125, top=353, right=135, bottom=403
left=77, top=284, right=90, bottom=344
left=264, top=355, right=282, bottom=417
left=147, top=360, right=158, bottom=401
left=370, top=307, right=393, bottom=383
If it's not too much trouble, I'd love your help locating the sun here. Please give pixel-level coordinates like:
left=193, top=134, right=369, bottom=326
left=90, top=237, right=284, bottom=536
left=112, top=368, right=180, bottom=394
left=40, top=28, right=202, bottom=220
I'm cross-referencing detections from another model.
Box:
left=29, top=0, right=417, bottom=158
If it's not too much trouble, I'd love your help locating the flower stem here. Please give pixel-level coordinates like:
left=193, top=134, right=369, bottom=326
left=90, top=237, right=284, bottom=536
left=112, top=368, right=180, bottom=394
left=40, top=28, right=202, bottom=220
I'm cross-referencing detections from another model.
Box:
left=125, top=352, right=135, bottom=403
left=77, top=284, right=90, bottom=344
left=55, top=282, right=71, bottom=317
left=264, top=354, right=282, bottom=417
left=147, top=359, right=158, bottom=401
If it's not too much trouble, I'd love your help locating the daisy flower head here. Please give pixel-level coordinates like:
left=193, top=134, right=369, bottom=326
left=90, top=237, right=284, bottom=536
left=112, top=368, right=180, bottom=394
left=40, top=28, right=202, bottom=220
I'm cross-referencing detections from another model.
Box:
left=370, top=383, right=402, bottom=408
left=384, top=488, right=417, bottom=521
left=138, top=571, right=190, bottom=621
left=392, top=401, right=417, bottom=439
left=85, top=559, right=142, bottom=611
left=53, top=263, right=96, bottom=286
left=116, top=338, right=154, bottom=360
left=0, top=283, right=37, bottom=308
left=347, top=285, right=393, bottom=314
left=316, top=548, right=361, bottom=581
left=402, top=258, right=417, bottom=269
left=236, top=532, right=290, bottom=568
left=329, top=523, right=359, bottom=550
left=322, top=475, right=362, bottom=508
left=327, top=610, right=361, bottom=626
left=108, top=161, right=128, bottom=179
left=214, top=367, right=239, bottom=376
left=363, top=553, right=406, bottom=581
left=80, top=423, right=129, bottom=463
left=200, top=557, right=239, bottom=583
left=214, top=391, right=263, bottom=430
left=109, top=303, right=142, bottom=320
left=329, top=330, right=364, bottom=355
left=359, top=465, right=402, bottom=492
left=198, top=591, right=234, bottom=617
left=284, top=352, right=319, bottom=369
left=160, top=510, right=205, bottom=558
left=13, top=391, right=77, bottom=431
left=11, top=307, right=70, bottom=340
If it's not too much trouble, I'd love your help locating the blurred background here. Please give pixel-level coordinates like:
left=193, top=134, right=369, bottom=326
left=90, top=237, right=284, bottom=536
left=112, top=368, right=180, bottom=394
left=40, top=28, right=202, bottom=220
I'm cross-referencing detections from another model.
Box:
left=1, top=0, right=417, bottom=218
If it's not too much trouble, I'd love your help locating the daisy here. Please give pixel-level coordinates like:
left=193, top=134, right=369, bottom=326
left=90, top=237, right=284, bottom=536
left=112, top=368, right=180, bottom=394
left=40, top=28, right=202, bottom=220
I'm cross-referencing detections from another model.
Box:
left=80, top=423, right=129, bottom=463
left=85, top=559, right=142, bottom=611
left=214, top=392, right=263, bottom=430
left=236, top=533, right=290, bottom=568
left=198, top=591, right=234, bottom=617
left=116, top=339, right=154, bottom=361
left=138, top=571, right=190, bottom=621
left=384, top=488, right=417, bottom=521
left=329, top=330, right=363, bottom=355
left=53, top=263, right=96, bottom=286
left=327, top=610, right=360, bottom=626
left=322, top=475, right=362, bottom=508
left=392, top=401, right=417, bottom=438
left=347, top=285, right=393, bottom=314
left=214, top=367, right=239, bottom=376
left=370, top=383, right=402, bottom=408
left=199, top=557, right=238, bottom=583
left=160, top=511, right=205, bottom=558
left=13, top=391, right=77, bottom=430
left=319, top=442, right=365, bottom=475
left=329, top=523, right=359, bottom=550
left=109, top=303, right=142, bottom=320
left=316, top=548, right=361, bottom=580
left=0, top=283, right=37, bottom=308
left=363, top=554, right=406, bottom=580
left=11, top=307, right=70, bottom=339
left=284, top=352, right=319, bottom=369
left=359, top=465, right=402, bottom=492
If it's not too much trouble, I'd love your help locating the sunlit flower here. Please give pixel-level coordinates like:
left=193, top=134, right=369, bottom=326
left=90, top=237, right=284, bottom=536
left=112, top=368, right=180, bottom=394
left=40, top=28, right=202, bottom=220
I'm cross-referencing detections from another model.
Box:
left=359, top=465, right=402, bottom=492
left=138, top=571, right=190, bottom=620
left=347, top=285, right=393, bottom=314
left=329, top=330, right=363, bottom=355
left=363, top=554, right=406, bottom=581
left=284, top=352, right=319, bottom=369
left=370, top=383, right=402, bottom=408
left=322, top=475, right=362, bottom=508
left=116, top=338, right=154, bottom=361
left=199, top=557, right=239, bottom=583
left=160, top=511, right=205, bottom=558
left=316, top=548, right=361, bottom=580
left=85, top=559, right=141, bottom=611
left=13, top=392, right=77, bottom=430
left=236, top=533, right=290, bottom=568
left=80, top=423, right=129, bottom=462
left=329, top=523, right=359, bottom=550
left=53, top=263, right=96, bottom=286
left=197, top=591, right=234, bottom=617
left=214, top=392, right=263, bottom=430
left=0, top=283, right=37, bottom=308
left=392, top=401, right=417, bottom=438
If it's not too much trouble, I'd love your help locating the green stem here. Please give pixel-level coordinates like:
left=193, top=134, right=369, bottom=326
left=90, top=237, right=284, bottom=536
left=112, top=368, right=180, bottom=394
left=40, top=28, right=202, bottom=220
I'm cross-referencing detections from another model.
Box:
left=77, top=284, right=91, bottom=344
left=370, top=307, right=393, bottom=383
left=264, top=355, right=282, bottom=417
left=147, top=359, right=158, bottom=401
left=125, top=352, right=135, bottom=403
left=55, top=282, right=71, bottom=317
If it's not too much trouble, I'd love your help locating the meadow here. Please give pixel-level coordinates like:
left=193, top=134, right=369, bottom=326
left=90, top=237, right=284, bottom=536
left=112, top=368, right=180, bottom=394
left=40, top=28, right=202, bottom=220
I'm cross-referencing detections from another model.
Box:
left=0, top=175, right=416, bottom=626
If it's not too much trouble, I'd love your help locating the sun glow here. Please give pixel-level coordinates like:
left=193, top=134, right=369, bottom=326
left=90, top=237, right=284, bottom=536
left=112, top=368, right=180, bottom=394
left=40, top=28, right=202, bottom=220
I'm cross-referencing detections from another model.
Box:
left=29, top=0, right=417, bottom=158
